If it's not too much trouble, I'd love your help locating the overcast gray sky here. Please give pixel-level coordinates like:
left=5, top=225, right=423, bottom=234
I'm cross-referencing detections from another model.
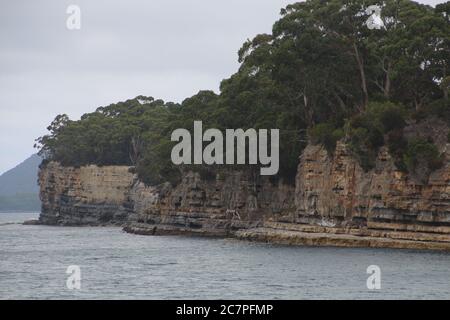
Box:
left=0, top=0, right=444, bottom=174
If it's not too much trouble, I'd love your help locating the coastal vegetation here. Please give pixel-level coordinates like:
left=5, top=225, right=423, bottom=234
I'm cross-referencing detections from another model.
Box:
left=35, top=0, right=450, bottom=186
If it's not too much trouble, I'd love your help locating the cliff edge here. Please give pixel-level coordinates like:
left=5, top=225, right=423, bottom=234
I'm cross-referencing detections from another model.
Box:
left=39, top=162, right=134, bottom=225
left=38, top=138, right=450, bottom=250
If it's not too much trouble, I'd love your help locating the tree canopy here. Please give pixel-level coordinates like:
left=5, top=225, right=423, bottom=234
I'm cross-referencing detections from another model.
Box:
left=36, top=0, right=450, bottom=185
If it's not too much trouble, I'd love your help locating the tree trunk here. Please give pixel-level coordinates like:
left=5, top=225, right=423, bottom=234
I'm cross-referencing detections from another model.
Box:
left=384, top=61, right=391, bottom=99
left=443, top=66, right=448, bottom=101
left=353, top=42, right=369, bottom=110
left=303, top=93, right=315, bottom=126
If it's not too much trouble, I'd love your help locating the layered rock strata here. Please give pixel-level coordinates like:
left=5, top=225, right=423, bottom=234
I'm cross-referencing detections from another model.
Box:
left=38, top=134, right=450, bottom=250
left=38, top=162, right=134, bottom=225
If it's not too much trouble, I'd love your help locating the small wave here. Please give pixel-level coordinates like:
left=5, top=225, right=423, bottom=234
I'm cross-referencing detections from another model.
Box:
left=144, top=262, right=178, bottom=266
left=0, top=222, right=22, bottom=226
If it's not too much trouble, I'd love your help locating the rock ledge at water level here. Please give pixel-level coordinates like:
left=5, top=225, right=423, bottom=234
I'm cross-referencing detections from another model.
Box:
left=38, top=138, right=450, bottom=251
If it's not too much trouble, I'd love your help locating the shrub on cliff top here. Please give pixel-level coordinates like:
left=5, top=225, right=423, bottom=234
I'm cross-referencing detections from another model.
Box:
left=309, top=123, right=344, bottom=154
left=413, top=99, right=450, bottom=125
left=367, top=102, right=407, bottom=133
left=387, top=129, right=409, bottom=172
left=347, top=126, right=384, bottom=171
left=346, top=102, right=407, bottom=171
left=403, top=138, right=443, bottom=182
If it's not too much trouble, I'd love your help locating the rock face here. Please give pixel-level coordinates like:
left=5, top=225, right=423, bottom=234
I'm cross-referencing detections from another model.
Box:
left=39, top=162, right=134, bottom=225
left=38, top=134, right=450, bottom=250
left=236, top=134, right=450, bottom=250
left=39, top=163, right=294, bottom=230
left=124, top=171, right=294, bottom=236
left=294, top=142, right=450, bottom=234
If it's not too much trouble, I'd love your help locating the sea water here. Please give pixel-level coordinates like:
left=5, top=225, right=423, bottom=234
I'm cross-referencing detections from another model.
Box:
left=1, top=212, right=449, bottom=299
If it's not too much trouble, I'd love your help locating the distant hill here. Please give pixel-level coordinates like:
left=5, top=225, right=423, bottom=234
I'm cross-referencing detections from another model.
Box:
left=0, top=154, right=41, bottom=212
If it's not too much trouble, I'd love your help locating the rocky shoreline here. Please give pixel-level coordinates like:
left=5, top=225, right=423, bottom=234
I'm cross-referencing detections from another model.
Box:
left=31, top=216, right=450, bottom=251
left=37, top=134, right=450, bottom=251
left=122, top=221, right=450, bottom=251
left=233, top=225, right=450, bottom=251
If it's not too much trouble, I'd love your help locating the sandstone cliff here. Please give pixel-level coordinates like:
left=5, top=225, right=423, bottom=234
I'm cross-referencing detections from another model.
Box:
left=39, top=162, right=134, bottom=225
left=124, top=171, right=294, bottom=236
left=38, top=134, right=450, bottom=250
left=39, top=163, right=294, bottom=230
left=294, top=141, right=450, bottom=233
left=236, top=140, right=450, bottom=251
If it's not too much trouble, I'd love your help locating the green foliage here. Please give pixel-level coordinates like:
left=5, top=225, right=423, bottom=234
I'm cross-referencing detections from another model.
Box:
left=414, top=99, right=450, bottom=124
left=366, top=102, right=408, bottom=133
left=35, top=0, right=449, bottom=185
left=309, top=123, right=344, bottom=154
left=346, top=102, right=406, bottom=170
left=347, top=126, right=384, bottom=171
left=137, top=136, right=181, bottom=186
left=403, top=138, right=443, bottom=179
left=387, top=129, right=409, bottom=172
